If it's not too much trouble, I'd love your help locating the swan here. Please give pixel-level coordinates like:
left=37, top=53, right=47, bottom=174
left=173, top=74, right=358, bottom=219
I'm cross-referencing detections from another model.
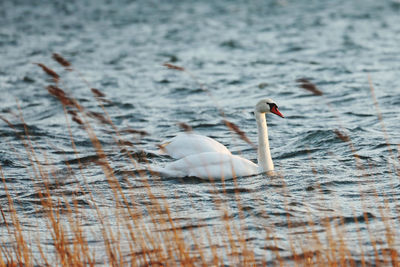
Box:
left=159, top=98, right=284, bottom=179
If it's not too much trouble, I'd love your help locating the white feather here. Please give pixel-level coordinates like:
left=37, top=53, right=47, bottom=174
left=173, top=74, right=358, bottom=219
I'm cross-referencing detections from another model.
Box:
left=160, top=132, right=231, bottom=159
left=162, top=152, right=258, bottom=180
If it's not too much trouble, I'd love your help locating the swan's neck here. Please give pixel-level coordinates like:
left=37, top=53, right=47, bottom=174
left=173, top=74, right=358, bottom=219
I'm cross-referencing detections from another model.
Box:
left=255, top=112, right=274, bottom=172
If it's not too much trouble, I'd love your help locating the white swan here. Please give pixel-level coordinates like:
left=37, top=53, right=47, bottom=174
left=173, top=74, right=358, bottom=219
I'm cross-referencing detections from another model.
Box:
left=159, top=98, right=284, bottom=179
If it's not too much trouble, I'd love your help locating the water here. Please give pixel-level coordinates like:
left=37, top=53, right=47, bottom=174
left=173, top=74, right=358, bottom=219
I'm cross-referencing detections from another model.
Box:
left=1, top=0, right=400, bottom=264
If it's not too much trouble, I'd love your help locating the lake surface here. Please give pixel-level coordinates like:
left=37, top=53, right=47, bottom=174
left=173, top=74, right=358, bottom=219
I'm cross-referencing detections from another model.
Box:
left=1, top=0, right=400, bottom=265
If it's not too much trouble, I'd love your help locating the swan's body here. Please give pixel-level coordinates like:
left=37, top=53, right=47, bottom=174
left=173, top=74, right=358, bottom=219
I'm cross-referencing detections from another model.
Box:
left=159, top=98, right=284, bottom=180
left=162, top=152, right=258, bottom=179
left=160, top=132, right=231, bottom=159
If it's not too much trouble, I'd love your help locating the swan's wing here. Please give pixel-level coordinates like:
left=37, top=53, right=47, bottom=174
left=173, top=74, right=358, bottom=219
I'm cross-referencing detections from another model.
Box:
left=160, top=132, right=231, bottom=159
left=163, top=152, right=259, bottom=180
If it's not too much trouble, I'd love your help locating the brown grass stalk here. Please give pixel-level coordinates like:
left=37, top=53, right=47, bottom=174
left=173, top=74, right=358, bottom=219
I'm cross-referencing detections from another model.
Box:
left=1, top=166, right=33, bottom=266
left=368, top=75, right=399, bottom=177
left=2, top=55, right=399, bottom=266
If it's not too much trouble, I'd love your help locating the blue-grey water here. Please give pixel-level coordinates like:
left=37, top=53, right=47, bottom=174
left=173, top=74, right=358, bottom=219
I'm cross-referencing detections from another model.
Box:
left=1, top=0, right=400, bottom=265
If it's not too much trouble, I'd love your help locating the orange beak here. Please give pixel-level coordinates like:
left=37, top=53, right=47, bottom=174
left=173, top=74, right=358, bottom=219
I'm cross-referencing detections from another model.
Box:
left=271, top=105, right=284, bottom=118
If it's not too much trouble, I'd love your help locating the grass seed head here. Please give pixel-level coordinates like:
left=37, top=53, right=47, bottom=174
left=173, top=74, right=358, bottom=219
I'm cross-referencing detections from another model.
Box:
left=334, top=129, right=350, bottom=142
left=120, top=128, right=148, bottom=136
left=178, top=122, right=192, bottom=132
left=223, top=119, right=254, bottom=147
left=52, top=53, right=72, bottom=69
left=91, top=88, right=106, bottom=97
left=87, top=111, right=110, bottom=125
left=46, top=85, right=75, bottom=106
left=296, top=78, right=323, bottom=96
left=163, top=63, right=185, bottom=71
left=72, top=115, right=83, bottom=125
left=35, top=63, right=60, bottom=83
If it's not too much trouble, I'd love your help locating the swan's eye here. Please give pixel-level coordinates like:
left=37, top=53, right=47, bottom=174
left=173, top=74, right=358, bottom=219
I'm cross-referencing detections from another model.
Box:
left=267, top=103, right=278, bottom=110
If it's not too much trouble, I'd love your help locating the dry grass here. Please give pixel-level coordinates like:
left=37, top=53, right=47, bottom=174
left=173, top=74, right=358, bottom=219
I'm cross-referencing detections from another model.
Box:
left=0, top=55, right=399, bottom=266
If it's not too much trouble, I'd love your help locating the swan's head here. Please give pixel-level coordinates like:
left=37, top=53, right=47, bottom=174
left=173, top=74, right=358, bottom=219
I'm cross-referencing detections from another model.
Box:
left=255, top=98, right=284, bottom=118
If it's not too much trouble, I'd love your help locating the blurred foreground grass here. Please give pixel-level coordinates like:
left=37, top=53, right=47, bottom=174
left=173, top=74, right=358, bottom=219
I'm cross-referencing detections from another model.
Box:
left=0, top=54, right=399, bottom=266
